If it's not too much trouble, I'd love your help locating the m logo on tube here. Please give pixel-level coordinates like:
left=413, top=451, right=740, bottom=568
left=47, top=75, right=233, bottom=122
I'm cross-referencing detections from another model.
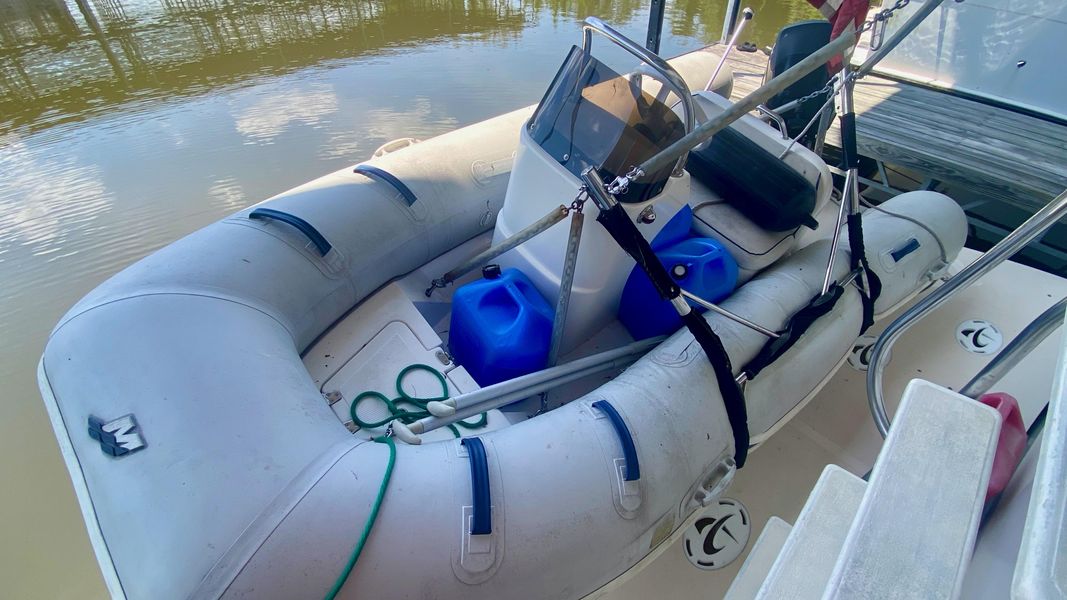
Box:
left=88, top=414, right=146, bottom=457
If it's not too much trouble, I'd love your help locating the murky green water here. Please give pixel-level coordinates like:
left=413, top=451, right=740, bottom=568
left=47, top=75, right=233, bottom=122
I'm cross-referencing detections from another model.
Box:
left=0, top=1, right=817, bottom=596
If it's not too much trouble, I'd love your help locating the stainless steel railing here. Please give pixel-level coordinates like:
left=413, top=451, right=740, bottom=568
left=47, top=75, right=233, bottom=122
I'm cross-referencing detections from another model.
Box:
left=867, top=189, right=1067, bottom=437
left=959, top=297, right=1067, bottom=399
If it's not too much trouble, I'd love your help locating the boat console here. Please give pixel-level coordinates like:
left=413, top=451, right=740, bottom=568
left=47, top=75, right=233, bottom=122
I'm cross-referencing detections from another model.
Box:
left=493, top=20, right=700, bottom=353
left=491, top=17, right=835, bottom=355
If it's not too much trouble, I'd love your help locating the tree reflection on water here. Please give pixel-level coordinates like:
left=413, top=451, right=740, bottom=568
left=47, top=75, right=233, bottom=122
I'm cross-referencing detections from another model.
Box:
left=0, top=0, right=819, bottom=136
left=0, top=0, right=663, bottom=134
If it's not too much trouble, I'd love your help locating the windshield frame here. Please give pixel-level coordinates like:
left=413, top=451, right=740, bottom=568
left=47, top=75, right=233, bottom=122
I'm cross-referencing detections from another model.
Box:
left=527, top=45, right=687, bottom=204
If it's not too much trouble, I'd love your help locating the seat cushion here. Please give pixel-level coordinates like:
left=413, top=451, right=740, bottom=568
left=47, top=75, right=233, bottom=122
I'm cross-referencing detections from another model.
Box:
left=686, top=124, right=820, bottom=232
left=690, top=184, right=806, bottom=280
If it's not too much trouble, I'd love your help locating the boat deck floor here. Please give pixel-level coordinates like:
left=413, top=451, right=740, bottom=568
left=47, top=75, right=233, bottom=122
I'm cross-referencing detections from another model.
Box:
left=604, top=248, right=1067, bottom=599
left=706, top=44, right=1067, bottom=212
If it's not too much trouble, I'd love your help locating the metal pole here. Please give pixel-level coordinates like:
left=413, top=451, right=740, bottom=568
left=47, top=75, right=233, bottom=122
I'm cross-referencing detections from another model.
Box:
left=867, top=189, right=1067, bottom=437
left=547, top=212, right=584, bottom=367
left=680, top=290, right=780, bottom=338
left=620, top=30, right=857, bottom=189
left=707, top=7, right=753, bottom=91
left=426, top=204, right=568, bottom=295
left=721, top=0, right=741, bottom=43
left=821, top=76, right=858, bottom=294
left=417, top=360, right=629, bottom=436
left=813, top=101, right=835, bottom=155
left=778, top=89, right=838, bottom=159
left=646, top=0, right=667, bottom=54
left=410, top=336, right=666, bottom=436
left=821, top=170, right=853, bottom=294
left=960, top=298, right=1067, bottom=399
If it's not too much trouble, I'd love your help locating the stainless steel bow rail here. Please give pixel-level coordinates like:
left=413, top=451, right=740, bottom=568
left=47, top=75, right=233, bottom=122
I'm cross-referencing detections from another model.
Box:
left=867, top=189, right=1067, bottom=437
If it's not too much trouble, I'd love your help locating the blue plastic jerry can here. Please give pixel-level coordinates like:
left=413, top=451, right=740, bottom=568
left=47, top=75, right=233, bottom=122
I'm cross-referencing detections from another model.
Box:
left=619, top=237, right=739, bottom=340
left=449, top=267, right=555, bottom=386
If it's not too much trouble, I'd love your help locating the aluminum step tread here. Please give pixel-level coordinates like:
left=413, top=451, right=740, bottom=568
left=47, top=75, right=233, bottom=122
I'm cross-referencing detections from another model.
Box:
left=824, top=379, right=1000, bottom=599
left=723, top=516, right=792, bottom=600
left=755, top=465, right=867, bottom=600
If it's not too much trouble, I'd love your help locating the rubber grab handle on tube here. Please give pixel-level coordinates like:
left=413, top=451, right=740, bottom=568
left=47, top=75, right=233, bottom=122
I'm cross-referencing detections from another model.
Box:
left=353, top=165, right=418, bottom=206
left=249, top=208, right=332, bottom=256
left=461, top=437, right=492, bottom=535
left=593, top=400, right=641, bottom=481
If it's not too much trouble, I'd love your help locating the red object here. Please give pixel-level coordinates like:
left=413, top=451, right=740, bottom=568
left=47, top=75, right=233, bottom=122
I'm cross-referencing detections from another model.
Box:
left=979, top=392, right=1027, bottom=502
left=807, top=0, right=871, bottom=73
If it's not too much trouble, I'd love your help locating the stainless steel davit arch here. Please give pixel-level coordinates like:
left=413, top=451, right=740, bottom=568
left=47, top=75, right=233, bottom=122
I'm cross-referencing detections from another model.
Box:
left=581, top=16, right=696, bottom=175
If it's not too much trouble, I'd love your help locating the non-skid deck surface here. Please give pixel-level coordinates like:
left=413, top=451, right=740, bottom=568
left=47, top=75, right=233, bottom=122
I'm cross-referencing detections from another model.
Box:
left=702, top=44, right=1067, bottom=211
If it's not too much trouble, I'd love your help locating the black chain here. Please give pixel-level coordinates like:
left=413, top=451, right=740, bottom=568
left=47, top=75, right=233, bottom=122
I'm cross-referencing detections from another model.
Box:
left=790, top=75, right=840, bottom=108
left=789, top=0, right=912, bottom=109
left=861, top=0, right=911, bottom=33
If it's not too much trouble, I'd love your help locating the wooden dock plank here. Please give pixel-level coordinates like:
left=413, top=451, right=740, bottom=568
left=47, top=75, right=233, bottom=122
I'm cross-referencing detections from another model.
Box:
left=696, top=45, right=1067, bottom=211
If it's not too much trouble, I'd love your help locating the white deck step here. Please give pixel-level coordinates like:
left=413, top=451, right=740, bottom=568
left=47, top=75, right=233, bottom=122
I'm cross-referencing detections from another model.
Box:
left=824, top=379, right=1001, bottom=599
left=754, top=465, right=867, bottom=600
left=723, top=517, right=792, bottom=600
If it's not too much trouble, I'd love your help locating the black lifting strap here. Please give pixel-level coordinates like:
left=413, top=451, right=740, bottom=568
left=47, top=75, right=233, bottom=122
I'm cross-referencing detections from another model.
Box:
left=595, top=202, right=751, bottom=468
left=740, top=219, right=879, bottom=381
left=839, top=112, right=882, bottom=332
left=738, top=212, right=879, bottom=377
left=848, top=212, right=882, bottom=331
left=742, top=284, right=844, bottom=381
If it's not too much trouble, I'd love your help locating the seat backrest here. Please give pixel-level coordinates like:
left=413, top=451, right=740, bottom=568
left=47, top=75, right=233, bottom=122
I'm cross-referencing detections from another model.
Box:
left=686, top=125, right=819, bottom=232
left=766, top=20, right=833, bottom=148
left=686, top=92, right=832, bottom=280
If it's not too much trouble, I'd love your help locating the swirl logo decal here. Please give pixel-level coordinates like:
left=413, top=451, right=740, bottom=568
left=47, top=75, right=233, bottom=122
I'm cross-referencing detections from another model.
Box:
left=956, top=320, right=1003, bottom=355
left=683, top=498, right=750, bottom=570
left=848, top=334, right=883, bottom=371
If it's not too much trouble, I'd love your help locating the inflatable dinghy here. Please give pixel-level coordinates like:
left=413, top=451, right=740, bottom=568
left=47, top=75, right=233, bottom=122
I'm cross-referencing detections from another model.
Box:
left=39, top=19, right=966, bottom=600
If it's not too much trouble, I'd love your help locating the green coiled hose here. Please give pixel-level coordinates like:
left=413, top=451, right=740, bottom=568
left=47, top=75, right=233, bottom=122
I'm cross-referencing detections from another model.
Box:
left=348, top=363, right=487, bottom=437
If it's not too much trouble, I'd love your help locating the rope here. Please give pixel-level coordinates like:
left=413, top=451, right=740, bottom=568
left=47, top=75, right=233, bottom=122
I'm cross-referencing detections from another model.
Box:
left=323, top=435, right=396, bottom=600
left=326, top=364, right=486, bottom=597
left=349, top=363, right=487, bottom=438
